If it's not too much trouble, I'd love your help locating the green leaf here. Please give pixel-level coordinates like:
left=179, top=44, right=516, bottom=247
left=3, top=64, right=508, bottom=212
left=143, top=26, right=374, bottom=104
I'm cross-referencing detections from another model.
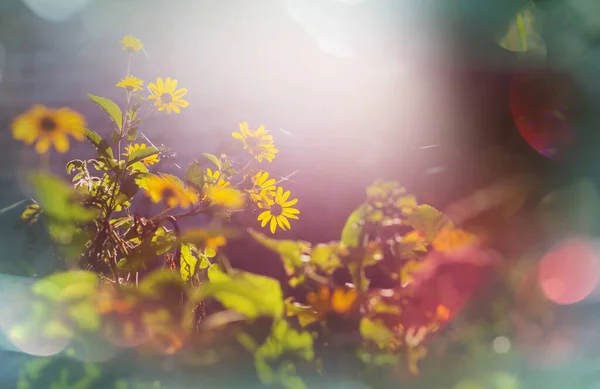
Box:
left=68, top=301, right=100, bottom=330
left=204, top=265, right=284, bottom=318
left=499, top=6, right=545, bottom=55
left=126, top=145, right=160, bottom=166
left=359, top=318, right=395, bottom=348
left=66, top=159, right=84, bottom=174
left=29, top=173, right=97, bottom=223
left=341, top=204, right=367, bottom=248
left=83, top=128, right=115, bottom=161
left=87, top=94, right=123, bottom=131
left=180, top=243, right=198, bottom=281
left=152, top=227, right=177, bottom=255
left=255, top=319, right=314, bottom=361
left=111, top=129, right=121, bottom=145
left=32, top=271, right=99, bottom=302
left=202, top=153, right=221, bottom=170
left=249, top=229, right=311, bottom=276
left=185, top=161, right=204, bottom=191
left=311, top=242, right=343, bottom=273
left=277, top=362, right=307, bottom=389
left=127, top=127, right=139, bottom=142
left=405, top=204, right=452, bottom=243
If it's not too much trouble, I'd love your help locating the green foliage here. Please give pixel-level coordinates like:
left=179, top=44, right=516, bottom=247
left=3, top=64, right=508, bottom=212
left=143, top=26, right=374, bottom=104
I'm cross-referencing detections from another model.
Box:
left=87, top=94, right=123, bottom=131
left=405, top=204, right=452, bottom=243
left=359, top=318, right=395, bottom=348
left=341, top=204, right=367, bottom=248
left=185, top=161, right=204, bottom=191
left=202, top=152, right=221, bottom=169
left=83, top=128, right=115, bottom=161
left=203, top=265, right=284, bottom=318
left=125, top=145, right=161, bottom=166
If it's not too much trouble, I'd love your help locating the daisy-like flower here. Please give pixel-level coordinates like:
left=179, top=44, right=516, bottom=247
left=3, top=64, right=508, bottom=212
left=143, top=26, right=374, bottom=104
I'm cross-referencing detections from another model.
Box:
left=123, top=143, right=159, bottom=166
left=143, top=175, right=197, bottom=209
left=232, top=122, right=278, bottom=163
left=121, top=35, right=143, bottom=52
left=147, top=77, right=188, bottom=114
left=257, top=187, right=299, bottom=234
left=248, top=171, right=276, bottom=204
left=117, top=75, right=144, bottom=92
left=12, top=105, right=86, bottom=154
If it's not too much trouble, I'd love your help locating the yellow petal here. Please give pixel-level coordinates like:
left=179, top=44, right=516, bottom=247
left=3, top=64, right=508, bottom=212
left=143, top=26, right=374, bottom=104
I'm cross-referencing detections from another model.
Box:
left=156, top=78, right=164, bottom=93
left=276, top=216, right=287, bottom=231
left=257, top=211, right=270, bottom=222
left=52, top=133, right=69, bottom=153
left=175, top=98, right=189, bottom=108
left=279, top=216, right=291, bottom=230
left=282, top=199, right=298, bottom=207
left=35, top=137, right=51, bottom=154
left=270, top=217, right=277, bottom=234
left=172, top=88, right=187, bottom=99
left=261, top=214, right=271, bottom=228
left=281, top=190, right=291, bottom=202
left=12, top=118, right=38, bottom=143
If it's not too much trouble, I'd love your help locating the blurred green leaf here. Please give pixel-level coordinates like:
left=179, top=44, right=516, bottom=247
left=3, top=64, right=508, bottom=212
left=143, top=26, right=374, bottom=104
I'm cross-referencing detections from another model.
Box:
left=341, top=204, right=367, bottom=248
left=29, top=173, right=97, bottom=223
left=66, top=159, right=85, bottom=174
left=88, top=94, right=123, bottom=131
left=32, top=271, right=99, bottom=302
left=202, top=153, right=221, bottom=170
left=359, top=318, right=395, bottom=348
left=249, top=229, right=311, bottom=276
left=185, top=161, right=204, bottom=191
left=204, top=265, right=284, bottom=318
left=499, top=6, right=545, bottom=55
left=180, top=243, right=198, bottom=281
left=405, top=204, right=452, bottom=243
left=311, top=242, right=343, bottom=273
left=255, top=319, right=314, bottom=361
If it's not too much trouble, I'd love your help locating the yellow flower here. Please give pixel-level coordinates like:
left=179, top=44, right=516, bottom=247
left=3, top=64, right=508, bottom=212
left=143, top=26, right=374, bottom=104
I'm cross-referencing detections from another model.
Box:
left=117, top=75, right=144, bottom=92
left=201, top=168, right=244, bottom=208
left=123, top=143, right=159, bottom=166
left=248, top=171, right=276, bottom=203
left=205, top=186, right=246, bottom=209
left=204, top=168, right=230, bottom=189
left=143, top=175, right=197, bottom=209
left=148, top=77, right=188, bottom=114
left=121, top=35, right=143, bottom=52
left=12, top=105, right=86, bottom=154
left=257, top=187, right=299, bottom=234
left=232, top=122, right=278, bottom=162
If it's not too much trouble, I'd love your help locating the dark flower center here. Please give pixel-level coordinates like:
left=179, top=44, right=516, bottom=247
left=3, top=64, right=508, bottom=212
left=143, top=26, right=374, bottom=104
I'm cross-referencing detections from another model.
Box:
left=270, top=203, right=283, bottom=217
left=246, top=136, right=261, bottom=151
left=161, top=93, right=173, bottom=104
left=40, top=117, right=57, bottom=132
left=162, top=187, right=176, bottom=201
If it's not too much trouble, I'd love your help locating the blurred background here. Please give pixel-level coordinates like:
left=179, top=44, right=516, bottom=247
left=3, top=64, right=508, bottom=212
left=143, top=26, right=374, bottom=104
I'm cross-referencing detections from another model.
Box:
left=3, top=0, right=600, bottom=387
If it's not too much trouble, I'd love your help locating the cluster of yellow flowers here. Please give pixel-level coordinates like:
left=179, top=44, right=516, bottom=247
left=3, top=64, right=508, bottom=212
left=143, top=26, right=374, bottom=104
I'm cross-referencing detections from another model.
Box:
left=10, top=35, right=300, bottom=234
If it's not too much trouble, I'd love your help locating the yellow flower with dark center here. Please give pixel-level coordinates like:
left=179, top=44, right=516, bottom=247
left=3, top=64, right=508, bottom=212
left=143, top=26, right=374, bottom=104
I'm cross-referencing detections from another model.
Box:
left=257, top=187, right=299, bottom=233
left=148, top=77, right=188, bottom=114
left=143, top=175, right=197, bottom=209
left=117, top=75, right=144, bottom=92
left=232, top=122, right=278, bottom=162
left=12, top=105, right=86, bottom=154
left=123, top=143, right=159, bottom=166
left=248, top=171, right=276, bottom=203
left=121, top=35, right=143, bottom=52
